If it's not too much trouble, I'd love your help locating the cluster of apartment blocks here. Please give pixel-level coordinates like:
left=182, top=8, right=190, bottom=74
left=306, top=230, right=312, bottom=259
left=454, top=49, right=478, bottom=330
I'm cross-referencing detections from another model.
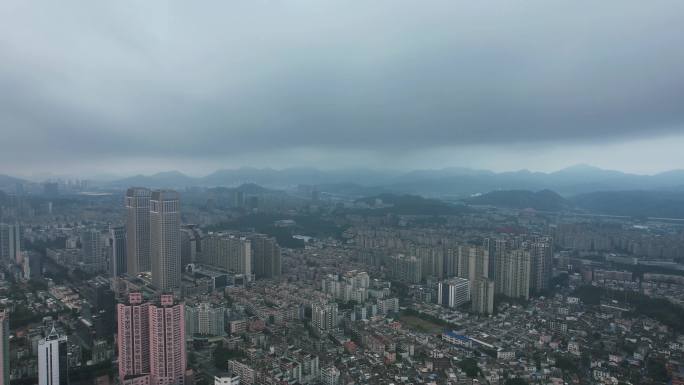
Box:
left=224, top=349, right=329, bottom=385
left=0, top=223, right=41, bottom=281
left=315, top=271, right=399, bottom=332
left=387, top=235, right=553, bottom=313
left=110, top=188, right=282, bottom=293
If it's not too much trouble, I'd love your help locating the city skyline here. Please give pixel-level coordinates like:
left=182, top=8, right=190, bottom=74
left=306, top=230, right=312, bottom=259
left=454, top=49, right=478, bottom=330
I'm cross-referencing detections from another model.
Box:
left=2, top=1, right=684, bottom=384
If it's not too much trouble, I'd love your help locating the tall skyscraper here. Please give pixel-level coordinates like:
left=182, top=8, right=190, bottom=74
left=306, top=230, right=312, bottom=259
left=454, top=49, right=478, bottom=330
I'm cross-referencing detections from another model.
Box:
left=118, top=293, right=186, bottom=385
left=0, top=223, right=21, bottom=263
left=150, top=190, right=181, bottom=291
left=251, top=236, right=281, bottom=279
left=109, top=226, right=127, bottom=277
left=466, top=245, right=489, bottom=285
left=81, top=229, right=108, bottom=273
left=388, top=254, right=422, bottom=284
left=528, top=239, right=553, bottom=293
left=126, top=188, right=151, bottom=275
left=472, top=278, right=495, bottom=315
left=38, top=327, right=69, bottom=385
left=497, top=250, right=531, bottom=300
left=149, top=295, right=186, bottom=385
left=180, top=225, right=202, bottom=267
left=0, top=310, right=9, bottom=385
left=117, top=293, right=151, bottom=382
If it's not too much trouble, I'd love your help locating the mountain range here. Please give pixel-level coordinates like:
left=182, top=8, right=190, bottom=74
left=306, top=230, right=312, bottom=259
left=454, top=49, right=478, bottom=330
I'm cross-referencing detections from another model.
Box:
left=467, top=189, right=684, bottom=218
left=102, top=164, right=684, bottom=197
left=4, top=164, right=684, bottom=198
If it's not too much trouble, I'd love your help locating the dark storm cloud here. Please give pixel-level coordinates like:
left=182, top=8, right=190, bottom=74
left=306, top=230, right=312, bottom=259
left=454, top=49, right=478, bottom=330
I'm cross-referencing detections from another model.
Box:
left=1, top=0, right=684, bottom=171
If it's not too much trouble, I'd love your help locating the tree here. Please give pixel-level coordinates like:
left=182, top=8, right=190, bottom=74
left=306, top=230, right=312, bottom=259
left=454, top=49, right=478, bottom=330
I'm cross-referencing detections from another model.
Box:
left=458, top=358, right=480, bottom=378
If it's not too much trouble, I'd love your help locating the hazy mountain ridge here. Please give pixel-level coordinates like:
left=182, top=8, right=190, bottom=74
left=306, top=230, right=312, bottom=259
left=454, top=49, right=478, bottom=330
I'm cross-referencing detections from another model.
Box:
left=0, top=174, right=28, bottom=189
left=571, top=190, right=684, bottom=218
left=466, top=190, right=569, bottom=211
left=465, top=188, right=684, bottom=218
left=353, top=193, right=471, bottom=215
left=8, top=164, right=684, bottom=198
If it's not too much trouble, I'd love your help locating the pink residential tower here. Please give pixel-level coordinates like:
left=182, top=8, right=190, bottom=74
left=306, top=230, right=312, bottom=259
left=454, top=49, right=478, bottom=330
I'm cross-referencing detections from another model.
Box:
left=117, top=293, right=186, bottom=385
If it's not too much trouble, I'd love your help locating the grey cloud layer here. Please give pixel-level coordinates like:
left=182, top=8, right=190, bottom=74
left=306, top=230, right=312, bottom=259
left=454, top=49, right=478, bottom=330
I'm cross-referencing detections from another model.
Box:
left=1, top=0, right=684, bottom=166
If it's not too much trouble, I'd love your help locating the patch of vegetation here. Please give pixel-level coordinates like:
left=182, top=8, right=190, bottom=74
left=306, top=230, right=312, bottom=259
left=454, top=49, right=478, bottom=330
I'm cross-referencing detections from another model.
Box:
left=206, top=213, right=343, bottom=247
left=213, top=346, right=246, bottom=371
left=401, top=309, right=460, bottom=331
left=352, top=194, right=471, bottom=216
left=458, top=358, right=481, bottom=378
left=505, top=379, right=529, bottom=385
left=554, top=354, right=579, bottom=373
left=571, top=285, right=603, bottom=306
left=572, top=285, right=684, bottom=332
left=400, top=315, right=442, bottom=333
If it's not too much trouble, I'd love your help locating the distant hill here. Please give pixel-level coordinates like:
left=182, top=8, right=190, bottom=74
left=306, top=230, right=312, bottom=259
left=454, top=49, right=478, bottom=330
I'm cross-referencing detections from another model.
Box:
left=572, top=190, right=684, bottom=218
left=466, top=189, right=569, bottom=211
left=354, top=193, right=471, bottom=215
left=0, top=174, right=26, bottom=189
left=105, top=165, right=684, bottom=198
left=207, top=183, right=281, bottom=196
left=464, top=188, right=684, bottom=218
left=108, top=171, right=197, bottom=188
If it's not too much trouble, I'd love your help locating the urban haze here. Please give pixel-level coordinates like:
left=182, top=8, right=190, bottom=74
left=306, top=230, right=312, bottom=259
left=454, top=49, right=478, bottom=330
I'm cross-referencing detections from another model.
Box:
left=1, top=2, right=684, bottom=385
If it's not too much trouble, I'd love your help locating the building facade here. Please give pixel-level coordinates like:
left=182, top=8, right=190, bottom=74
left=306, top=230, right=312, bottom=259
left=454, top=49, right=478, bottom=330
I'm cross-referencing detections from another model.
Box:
left=150, top=190, right=181, bottom=291
left=437, top=277, right=470, bottom=308
left=251, top=236, right=281, bottom=279
left=117, top=293, right=186, bottom=385
left=38, top=328, right=69, bottom=385
left=126, top=188, right=151, bottom=275
left=472, top=278, right=495, bottom=314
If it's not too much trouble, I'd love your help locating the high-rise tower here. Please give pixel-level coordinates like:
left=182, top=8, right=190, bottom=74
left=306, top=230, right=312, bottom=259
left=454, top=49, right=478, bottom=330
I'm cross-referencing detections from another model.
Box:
left=0, top=310, right=9, bottom=385
left=117, top=293, right=186, bottom=385
left=150, top=190, right=181, bottom=291
left=109, top=226, right=127, bottom=277
left=38, top=327, right=69, bottom=385
left=126, top=188, right=151, bottom=275
left=251, top=236, right=281, bottom=279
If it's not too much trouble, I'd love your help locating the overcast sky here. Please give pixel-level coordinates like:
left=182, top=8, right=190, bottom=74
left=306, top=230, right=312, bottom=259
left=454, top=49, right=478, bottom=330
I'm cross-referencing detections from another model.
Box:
left=2, top=0, right=684, bottom=178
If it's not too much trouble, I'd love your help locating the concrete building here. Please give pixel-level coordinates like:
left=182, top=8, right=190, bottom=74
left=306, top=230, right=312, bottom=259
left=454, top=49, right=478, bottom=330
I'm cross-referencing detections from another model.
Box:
left=251, top=236, right=281, bottom=279
left=497, top=249, right=531, bottom=299
left=320, top=366, right=340, bottom=385
left=117, top=293, right=186, bottom=385
left=150, top=190, right=181, bottom=291
left=472, top=278, right=495, bottom=315
left=81, top=228, right=108, bottom=273
left=117, top=293, right=151, bottom=381
left=0, top=310, right=8, bottom=385
left=38, top=327, right=69, bottom=385
left=312, top=302, right=338, bottom=332
left=437, top=277, right=470, bottom=308
left=228, top=361, right=255, bottom=385
left=149, top=295, right=186, bottom=385
left=109, top=226, right=127, bottom=277
left=527, top=239, right=552, bottom=293
left=126, top=188, right=151, bottom=275
left=201, top=234, right=251, bottom=277
left=0, top=223, right=21, bottom=263
left=180, top=225, right=202, bottom=267
left=214, top=375, right=239, bottom=385
left=185, top=303, right=226, bottom=337
left=389, top=254, right=422, bottom=284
